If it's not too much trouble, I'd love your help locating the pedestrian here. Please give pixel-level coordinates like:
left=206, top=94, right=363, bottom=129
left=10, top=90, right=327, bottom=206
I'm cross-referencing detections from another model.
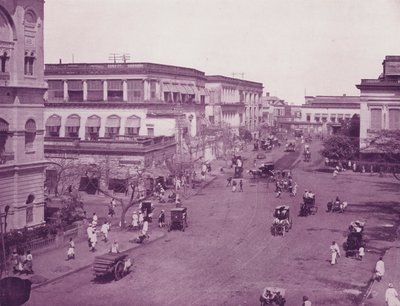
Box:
left=330, top=241, right=340, bottom=265
left=109, top=240, right=120, bottom=254
left=254, top=159, right=257, bottom=168
left=239, top=180, right=243, bottom=192
left=131, top=211, right=139, bottom=230
left=374, top=257, right=385, bottom=281
left=302, top=295, right=312, bottom=306
left=67, top=238, right=75, bottom=260
left=158, top=210, right=165, bottom=228
left=353, top=162, right=357, bottom=172
left=92, top=212, right=98, bottom=228
left=11, top=249, right=20, bottom=274
left=90, top=229, right=97, bottom=252
left=138, top=210, right=144, bottom=229
left=87, top=224, right=93, bottom=249
left=358, top=246, right=365, bottom=261
left=292, top=182, right=297, bottom=197
left=100, top=221, right=110, bottom=242
left=24, top=250, right=33, bottom=274
left=333, top=169, right=338, bottom=178
left=386, top=283, right=400, bottom=306
left=226, top=177, right=232, bottom=187
left=232, top=180, right=237, bottom=192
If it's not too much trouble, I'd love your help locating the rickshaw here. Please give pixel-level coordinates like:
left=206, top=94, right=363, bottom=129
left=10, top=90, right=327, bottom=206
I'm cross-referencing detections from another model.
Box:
left=93, top=253, right=132, bottom=281
left=271, top=205, right=292, bottom=236
left=168, top=207, right=188, bottom=232
left=299, top=196, right=317, bottom=216
left=285, top=141, right=295, bottom=152
left=259, top=287, right=286, bottom=306
left=326, top=199, right=347, bottom=213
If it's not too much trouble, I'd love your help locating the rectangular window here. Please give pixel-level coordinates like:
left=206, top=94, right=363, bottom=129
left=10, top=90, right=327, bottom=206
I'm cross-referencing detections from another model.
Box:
left=147, top=127, right=154, bottom=136
left=26, top=206, right=33, bottom=223
left=370, top=109, right=382, bottom=130
left=24, top=56, right=35, bottom=75
left=87, top=80, right=103, bottom=102
left=389, top=109, right=400, bottom=130
left=125, top=127, right=140, bottom=136
left=306, top=114, right=311, bottom=122
left=107, top=80, right=123, bottom=102
left=127, top=80, right=144, bottom=102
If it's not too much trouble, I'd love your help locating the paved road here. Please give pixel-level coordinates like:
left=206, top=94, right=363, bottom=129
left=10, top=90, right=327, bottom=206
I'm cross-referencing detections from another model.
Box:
left=27, top=141, right=400, bottom=306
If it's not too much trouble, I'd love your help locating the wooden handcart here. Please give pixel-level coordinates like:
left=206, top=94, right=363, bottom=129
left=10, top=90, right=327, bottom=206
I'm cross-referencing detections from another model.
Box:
left=93, top=253, right=132, bottom=281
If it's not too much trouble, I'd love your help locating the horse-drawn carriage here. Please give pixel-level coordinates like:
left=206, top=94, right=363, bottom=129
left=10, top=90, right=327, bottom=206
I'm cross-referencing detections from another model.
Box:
left=271, top=206, right=292, bottom=236
left=248, top=162, right=275, bottom=179
left=259, top=287, right=286, bottom=306
left=299, top=196, right=317, bottom=216
left=93, top=253, right=132, bottom=281
left=343, top=221, right=366, bottom=257
left=168, top=207, right=188, bottom=232
left=327, top=198, right=348, bottom=213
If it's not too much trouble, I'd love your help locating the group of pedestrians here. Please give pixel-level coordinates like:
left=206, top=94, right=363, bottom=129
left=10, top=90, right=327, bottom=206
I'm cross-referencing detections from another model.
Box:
left=226, top=177, right=243, bottom=192
left=11, top=249, right=33, bottom=274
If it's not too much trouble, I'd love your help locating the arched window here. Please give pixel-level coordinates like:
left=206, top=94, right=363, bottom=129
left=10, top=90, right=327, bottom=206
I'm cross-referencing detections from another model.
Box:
left=25, top=119, right=36, bottom=150
left=65, top=114, right=80, bottom=138
left=45, top=114, right=61, bottom=137
left=125, top=115, right=141, bottom=137
left=85, top=115, right=101, bottom=141
left=0, top=118, right=9, bottom=163
left=0, top=51, right=9, bottom=73
left=105, top=115, right=121, bottom=139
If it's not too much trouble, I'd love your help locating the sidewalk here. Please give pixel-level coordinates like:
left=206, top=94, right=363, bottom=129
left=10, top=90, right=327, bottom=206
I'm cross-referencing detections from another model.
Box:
left=362, top=245, right=400, bottom=305
left=10, top=158, right=226, bottom=289
left=17, top=227, right=166, bottom=289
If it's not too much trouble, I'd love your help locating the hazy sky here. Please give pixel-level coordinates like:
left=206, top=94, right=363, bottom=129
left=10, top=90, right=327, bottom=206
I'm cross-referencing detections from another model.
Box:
left=44, top=0, right=400, bottom=104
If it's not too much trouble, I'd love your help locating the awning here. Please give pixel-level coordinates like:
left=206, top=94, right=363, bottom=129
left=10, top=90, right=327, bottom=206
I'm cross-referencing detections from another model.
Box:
left=330, top=114, right=336, bottom=117
left=86, top=116, right=101, bottom=127
left=170, top=84, right=179, bottom=93
left=106, top=115, right=121, bottom=128
left=46, top=115, right=61, bottom=127
left=345, top=114, right=351, bottom=118
left=108, top=80, right=123, bottom=90
left=0, top=119, right=9, bottom=132
left=65, top=115, right=80, bottom=127
left=322, top=113, right=328, bottom=118
left=25, top=120, right=36, bottom=133
left=175, top=85, right=187, bottom=93
left=67, top=80, right=83, bottom=91
left=184, top=85, right=195, bottom=94
left=125, top=116, right=141, bottom=128
left=197, top=87, right=206, bottom=95
left=162, top=83, right=173, bottom=92
left=337, top=114, right=344, bottom=118
left=314, top=113, right=321, bottom=117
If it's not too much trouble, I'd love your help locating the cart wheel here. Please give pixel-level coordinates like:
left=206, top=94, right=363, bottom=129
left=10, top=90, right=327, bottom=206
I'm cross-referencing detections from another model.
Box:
left=114, top=261, right=125, bottom=281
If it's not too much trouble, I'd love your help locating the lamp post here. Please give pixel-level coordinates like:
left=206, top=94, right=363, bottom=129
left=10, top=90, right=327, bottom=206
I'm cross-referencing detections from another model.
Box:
left=0, top=205, right=10, bottom=279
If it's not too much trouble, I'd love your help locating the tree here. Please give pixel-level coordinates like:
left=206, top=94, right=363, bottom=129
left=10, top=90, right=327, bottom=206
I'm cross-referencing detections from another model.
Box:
left=362, top=130, right=400, bottom=180
left=340, top=114, right=360, bottom=138
left=321, top=134, right=359, bottom=160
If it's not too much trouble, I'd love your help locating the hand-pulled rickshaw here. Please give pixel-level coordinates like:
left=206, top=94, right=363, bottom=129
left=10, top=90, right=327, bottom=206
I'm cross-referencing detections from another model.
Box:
left=93, top=253, right=133, bottom=281
left=271, top=205, right=292, bottom=236
left=168, top=207, right=188, bottom=232
left=343, top=220, right=366, bottom=257
left=299, top=196, right=317, bottom=216
left=259, top=287, right=286, bottom=306
left=326, top=198, right=348, bottom=213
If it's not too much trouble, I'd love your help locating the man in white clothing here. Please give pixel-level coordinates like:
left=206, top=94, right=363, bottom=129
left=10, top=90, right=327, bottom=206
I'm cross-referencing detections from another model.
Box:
left=330, top=241, right=340, bottom=265
left=375, top=257, right=385, bottom=281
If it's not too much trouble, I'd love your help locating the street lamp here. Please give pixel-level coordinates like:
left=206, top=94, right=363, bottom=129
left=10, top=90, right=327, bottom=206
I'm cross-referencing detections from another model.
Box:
left=0, top=205, right=10, bottom=279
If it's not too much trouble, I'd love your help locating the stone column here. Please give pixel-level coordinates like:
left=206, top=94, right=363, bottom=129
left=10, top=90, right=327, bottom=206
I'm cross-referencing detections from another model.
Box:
left=123, top=80, right=128, bottom=101
left=143, top=79, right=149, bottom=101
left=155, top=81, right=161, bottom=100
left=103, top=80, right=108, bottom=101
left=63, top=80, right=68, bottom=102
left=83, top=80, right=88, bottom=101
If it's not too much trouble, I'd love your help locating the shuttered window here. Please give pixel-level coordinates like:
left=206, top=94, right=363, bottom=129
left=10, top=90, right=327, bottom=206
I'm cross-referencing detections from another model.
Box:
left=389, top=109, right=400, bottom=130
left=370, top=109, right=382, bottom=130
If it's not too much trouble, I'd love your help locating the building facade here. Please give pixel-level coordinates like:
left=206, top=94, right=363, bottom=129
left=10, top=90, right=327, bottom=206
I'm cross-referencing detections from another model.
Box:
left=205, top=75, right=263, bottom=135
left=357, top=56, right=400, bottom=152
left=0, top=0, right=47, bottom=230
left=44, top=63, right=210, bottom=141
left=297, top=95, right=360, bottom=135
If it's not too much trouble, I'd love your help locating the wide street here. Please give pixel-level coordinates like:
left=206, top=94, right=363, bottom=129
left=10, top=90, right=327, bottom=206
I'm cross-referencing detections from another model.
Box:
left=27, top=140, right=400, bottom=306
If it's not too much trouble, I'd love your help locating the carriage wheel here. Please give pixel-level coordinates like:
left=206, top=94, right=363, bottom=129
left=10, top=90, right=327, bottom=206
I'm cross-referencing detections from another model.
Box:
left=114, top=261, right=125, bottom=281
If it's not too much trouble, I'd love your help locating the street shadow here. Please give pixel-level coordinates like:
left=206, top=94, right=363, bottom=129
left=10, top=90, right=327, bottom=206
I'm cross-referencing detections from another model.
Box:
left=371, top=181, right=400, bottom=194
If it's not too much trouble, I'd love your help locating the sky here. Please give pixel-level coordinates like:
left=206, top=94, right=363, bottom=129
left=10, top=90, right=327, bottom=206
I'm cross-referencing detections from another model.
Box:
left=44, top=0, right=400, bottom=104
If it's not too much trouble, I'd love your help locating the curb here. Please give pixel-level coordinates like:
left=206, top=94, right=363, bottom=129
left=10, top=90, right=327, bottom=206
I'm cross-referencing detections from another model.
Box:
left=31, top=232, right=167, bottom=290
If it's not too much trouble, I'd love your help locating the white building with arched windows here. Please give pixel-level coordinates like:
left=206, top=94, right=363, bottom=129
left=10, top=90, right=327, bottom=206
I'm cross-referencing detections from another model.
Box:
left=0, top=0, right=47, bottom=230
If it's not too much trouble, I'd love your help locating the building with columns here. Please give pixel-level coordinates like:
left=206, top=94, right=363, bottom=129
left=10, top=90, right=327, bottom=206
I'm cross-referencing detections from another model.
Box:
left=357, top=55, right=400, bottom=152
left=205, top=75, right=263, bottom=135
left=295, top=95, right=360, bottom=135
left=0, top=0, right=47, bottom=230
left=44, top=63, right=210, bottom=141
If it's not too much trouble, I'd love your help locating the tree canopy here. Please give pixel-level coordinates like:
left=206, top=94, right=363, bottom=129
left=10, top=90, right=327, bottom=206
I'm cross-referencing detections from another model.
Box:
left=321, top=134, right=359, bottom=160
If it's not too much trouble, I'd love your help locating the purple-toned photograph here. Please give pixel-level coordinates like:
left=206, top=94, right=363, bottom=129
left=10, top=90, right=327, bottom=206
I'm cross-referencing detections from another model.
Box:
left=0, top=0, right=400, bottom=305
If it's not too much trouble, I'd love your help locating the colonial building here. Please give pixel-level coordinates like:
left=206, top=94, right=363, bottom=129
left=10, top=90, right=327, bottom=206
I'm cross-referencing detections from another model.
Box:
left=0, top=0, right=47, bottom=230
left=296, top=95, right=360, bottom=135
left=260, top=93, right=287, bottom=128
left=205, top=75, right=263, bottom=135
left=44, top=62, right=210, bottom=141
left=357, top=56, right=400, bottom=152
